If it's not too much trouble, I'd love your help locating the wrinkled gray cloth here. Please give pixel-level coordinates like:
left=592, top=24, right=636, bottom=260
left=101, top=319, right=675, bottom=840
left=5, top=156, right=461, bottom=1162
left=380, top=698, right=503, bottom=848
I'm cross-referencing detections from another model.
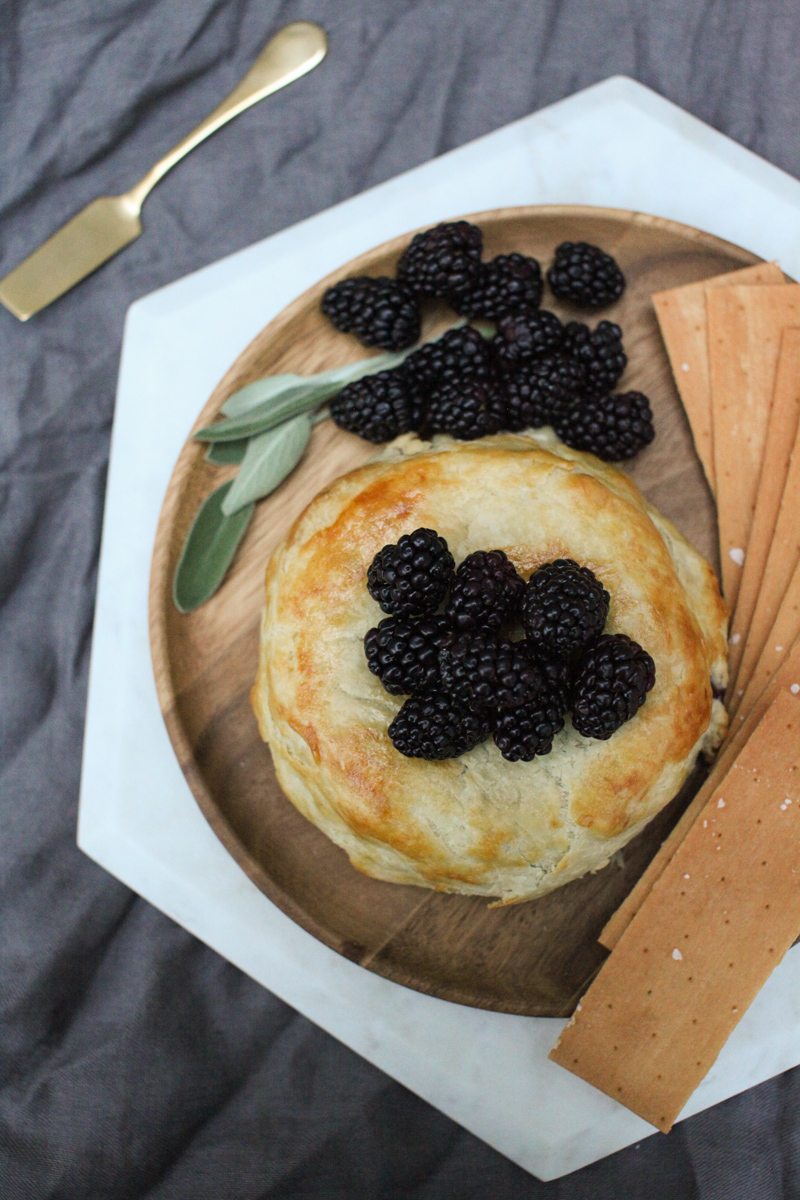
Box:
left=3, top=1, right=800, bottom=1196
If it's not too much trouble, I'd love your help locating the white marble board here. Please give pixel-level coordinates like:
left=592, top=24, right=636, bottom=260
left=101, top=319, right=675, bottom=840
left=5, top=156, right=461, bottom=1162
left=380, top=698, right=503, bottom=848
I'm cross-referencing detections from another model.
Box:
left=78, top=76, right=800, bottom=1182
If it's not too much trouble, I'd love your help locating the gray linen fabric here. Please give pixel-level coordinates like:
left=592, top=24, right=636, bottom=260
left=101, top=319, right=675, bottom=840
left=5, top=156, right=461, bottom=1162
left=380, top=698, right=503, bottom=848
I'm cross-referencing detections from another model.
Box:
left=2, top=1, right=800, bottom=1196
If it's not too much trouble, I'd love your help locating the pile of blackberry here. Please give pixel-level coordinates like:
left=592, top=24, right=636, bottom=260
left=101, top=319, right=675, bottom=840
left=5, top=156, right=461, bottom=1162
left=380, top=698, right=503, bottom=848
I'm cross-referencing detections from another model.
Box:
left=323, top=220, right=656, bottom=462
left=363, top=528, right=656, bottom=761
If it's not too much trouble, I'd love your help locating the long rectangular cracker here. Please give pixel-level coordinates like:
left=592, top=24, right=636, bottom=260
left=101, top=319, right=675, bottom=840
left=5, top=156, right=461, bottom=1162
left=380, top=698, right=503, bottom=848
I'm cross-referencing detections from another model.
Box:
left=727, top=328, right=800, bottom=693
left=729, top=336, right=800, bottom=708
left=652, top=262, right=784, bottom=493
left=599, top=636, right=800, bottom=952
left=734, top=566, right=800, bottom=715
left=737, top=556, right=800, bottom=719
left=709, top=285, right=800, bottom=611
left=551, top=680, right=800, bottom=1132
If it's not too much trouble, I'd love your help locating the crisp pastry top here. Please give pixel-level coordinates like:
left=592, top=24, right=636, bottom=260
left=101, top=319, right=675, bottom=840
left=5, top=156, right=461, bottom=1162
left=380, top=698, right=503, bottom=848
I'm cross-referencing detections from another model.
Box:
left=252, top=430, right=728, bottom=905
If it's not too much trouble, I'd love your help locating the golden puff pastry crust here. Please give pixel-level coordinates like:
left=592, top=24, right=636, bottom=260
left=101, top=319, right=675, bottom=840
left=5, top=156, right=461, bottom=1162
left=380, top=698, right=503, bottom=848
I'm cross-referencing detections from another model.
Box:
left=251, top=430, right=728, bottom=905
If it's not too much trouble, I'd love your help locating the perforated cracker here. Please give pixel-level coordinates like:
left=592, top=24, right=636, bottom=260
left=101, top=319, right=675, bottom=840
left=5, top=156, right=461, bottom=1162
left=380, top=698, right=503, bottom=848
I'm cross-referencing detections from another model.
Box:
left=729, top=329, right=800, bottom=705
left=708, top=285, right=800, bottom=610
left=652, top=262, right=784, bottom=493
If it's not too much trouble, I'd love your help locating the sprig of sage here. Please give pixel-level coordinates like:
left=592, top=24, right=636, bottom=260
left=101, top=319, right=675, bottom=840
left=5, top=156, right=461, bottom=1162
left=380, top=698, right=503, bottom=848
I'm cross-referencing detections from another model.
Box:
left=174, top=325, right=469, bottom=613
left=174, top=351, right=411, bottom=611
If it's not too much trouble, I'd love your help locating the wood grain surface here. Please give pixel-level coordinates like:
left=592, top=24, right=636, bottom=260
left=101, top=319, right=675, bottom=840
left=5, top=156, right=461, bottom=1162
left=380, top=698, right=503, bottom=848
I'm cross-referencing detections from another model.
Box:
left=149, top=205, right=757, bottom=1017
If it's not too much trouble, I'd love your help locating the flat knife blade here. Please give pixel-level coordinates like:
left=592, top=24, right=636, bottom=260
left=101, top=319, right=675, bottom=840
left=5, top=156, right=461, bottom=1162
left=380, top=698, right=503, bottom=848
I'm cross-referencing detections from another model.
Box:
left=0, top=195, right=142, bottom=321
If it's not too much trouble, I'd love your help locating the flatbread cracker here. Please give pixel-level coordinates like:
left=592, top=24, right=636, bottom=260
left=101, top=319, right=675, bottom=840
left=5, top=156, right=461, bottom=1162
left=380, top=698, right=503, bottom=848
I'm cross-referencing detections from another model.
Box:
left=552, top=680, right=800, bottom=1132
left=729, top=331, right=800, bottom=707
left=727, top=328, right=800, bottom=693
left=709, top=285, right=800, bottom=610
left=600, top=635, right=800, bottom=952
left=652, top=262, right=784, bottom=492
left=737, top=557, right=800, bottom=719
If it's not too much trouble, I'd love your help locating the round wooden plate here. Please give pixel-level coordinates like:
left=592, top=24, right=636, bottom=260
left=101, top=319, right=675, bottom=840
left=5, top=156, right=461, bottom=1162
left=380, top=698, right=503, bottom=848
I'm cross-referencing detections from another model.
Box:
left=150, top=205, right=756, bottom=1017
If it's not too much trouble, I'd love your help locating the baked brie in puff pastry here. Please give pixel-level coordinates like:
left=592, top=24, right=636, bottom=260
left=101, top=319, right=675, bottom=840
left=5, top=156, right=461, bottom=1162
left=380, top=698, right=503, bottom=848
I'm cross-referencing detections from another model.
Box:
left=252, top=430, right=728, bottom=905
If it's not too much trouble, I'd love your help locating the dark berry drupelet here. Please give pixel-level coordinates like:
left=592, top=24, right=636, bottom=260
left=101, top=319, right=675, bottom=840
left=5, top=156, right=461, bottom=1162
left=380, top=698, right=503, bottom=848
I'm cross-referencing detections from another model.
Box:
left=561, top=320, right=627, bottom=397
left=555, top=391, right=655, bottom=461
left=401, top=369, right=429, bottom=433
left=388, top=691, right=494, bottom=759
left=547, top=242, right=625, bottom=309
left=397, top=221, right=484, bottom=298
left=521, top=559, right=610, bottom=664
left=404, top=326, right=496, bottom=395
left=451, top=253, right=543, bottom=320
left=439, top=630, right=545, bottom=710
left=320, top=276, right=421, bottom=351
left=493, top=310, right=563, bottom=369
left=493, top=689, right=566, bottom=761
left=367, top=527, right=455, bottom=618
left=502, top=354, right=584, bottom=430
left=427, top=378, right=506, bottom=440
left=446, top=549, right=525, bottom=632
left=571, top=633, right=656, bottom=740
left=534, top=655, right=573, bottom=715
left=364, top=615, right=453, bottom=695
left=331, top=370, right=416, bottom=443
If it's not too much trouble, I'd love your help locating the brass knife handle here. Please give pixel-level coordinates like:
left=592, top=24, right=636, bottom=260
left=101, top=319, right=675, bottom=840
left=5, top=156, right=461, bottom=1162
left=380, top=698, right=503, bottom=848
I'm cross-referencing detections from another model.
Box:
left=127, top=21, right=327, bottom=209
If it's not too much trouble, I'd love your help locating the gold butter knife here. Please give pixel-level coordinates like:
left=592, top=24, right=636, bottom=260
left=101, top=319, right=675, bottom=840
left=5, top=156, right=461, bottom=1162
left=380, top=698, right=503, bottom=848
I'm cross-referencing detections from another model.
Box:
left=0, top=21, right=327, bottom=321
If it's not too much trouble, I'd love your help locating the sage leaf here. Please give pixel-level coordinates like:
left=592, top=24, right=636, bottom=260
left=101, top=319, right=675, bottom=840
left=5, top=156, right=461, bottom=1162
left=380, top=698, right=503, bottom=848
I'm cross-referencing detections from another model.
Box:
left=194, top=384, right=335, bottom=443
left=306, top=350, right=412, bottom=385
left=173, top=481, right=254, bottom=613
left=221, top=412, right=312, bottom=516
left=220, top=350, right=412, bottom=419
left=205, top=438, right=248, bottom=465
left=222, top=374, right=310, bottom=417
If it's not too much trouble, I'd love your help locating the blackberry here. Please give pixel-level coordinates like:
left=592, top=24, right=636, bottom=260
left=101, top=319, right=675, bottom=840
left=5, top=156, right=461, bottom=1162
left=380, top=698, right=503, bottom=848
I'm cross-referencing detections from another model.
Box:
left=367, top=527, right=455, bottom=618
left=446, top=549, right=524, bottom=632
left=521, top=559, right=610, bottom=664
left=396, top=221, right=484, bottom=298
left=451, top=253, right=543, bottom=320
left=493, top=310, right=563, bottom=369
left=388, top=691, right=493, bottom=759
left=364, top=615, right=453, bottom=695
left=547, top=242, right=625, bottom=309
left=571, top=633, right=656, bottom=740
left=439, top=630, right=545, bottom=710
left=502, top=353, right=584, bottom=431
left=427, top=378, right=506, bottom=440
left=555, top=391, right=655, bottom=461
left=331, top=370, right=415, bottom=443
left=404, top=326, right=496, bottom=394
left=493, top=690, right=566, bottom=761
left=561, top=320, right=627, bottom=396
left=320, top=276, right=421, bottom=351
